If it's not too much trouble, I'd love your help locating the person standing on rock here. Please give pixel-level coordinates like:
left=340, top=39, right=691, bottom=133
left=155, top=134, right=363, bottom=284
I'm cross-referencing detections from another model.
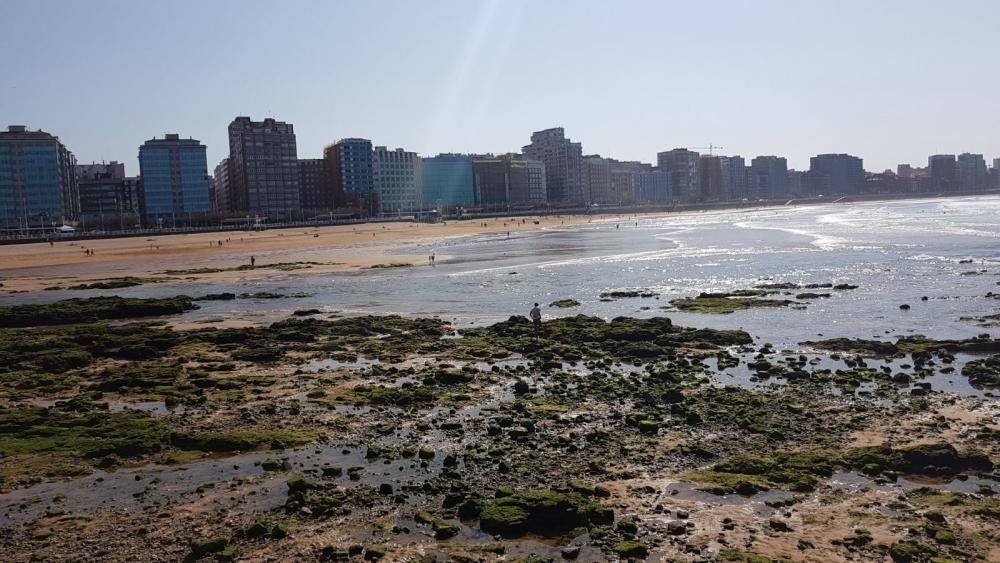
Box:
left=530, top=303, right=542, bottom=330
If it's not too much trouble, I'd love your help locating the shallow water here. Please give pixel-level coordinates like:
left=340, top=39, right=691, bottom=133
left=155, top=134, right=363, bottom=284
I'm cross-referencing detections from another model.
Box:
left=829, top=470, right=999, bottom=495
left=702, top=352, right=996, bottom=398
left=0, top=442, right=449, bottom=526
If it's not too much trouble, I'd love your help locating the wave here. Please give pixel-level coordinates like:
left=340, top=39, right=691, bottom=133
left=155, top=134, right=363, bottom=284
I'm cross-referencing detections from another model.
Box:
left=732, top=222, right=849, bottom=250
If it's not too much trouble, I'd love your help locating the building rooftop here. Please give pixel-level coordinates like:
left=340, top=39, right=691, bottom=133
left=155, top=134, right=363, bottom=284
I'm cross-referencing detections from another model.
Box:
left=140, top=134, right=204, bottom=148
left=2, top=125, right=62, bottom=142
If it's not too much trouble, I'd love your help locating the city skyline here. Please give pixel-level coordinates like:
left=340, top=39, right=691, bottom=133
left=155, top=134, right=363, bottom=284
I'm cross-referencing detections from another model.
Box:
left=3, top=0, right=999, bottom=174
left=4, top=117, right=1000, bottom=228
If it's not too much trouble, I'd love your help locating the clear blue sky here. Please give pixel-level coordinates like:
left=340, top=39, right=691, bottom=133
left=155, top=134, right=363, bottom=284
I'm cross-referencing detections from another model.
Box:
left=2, top=0, right=998, bottom=174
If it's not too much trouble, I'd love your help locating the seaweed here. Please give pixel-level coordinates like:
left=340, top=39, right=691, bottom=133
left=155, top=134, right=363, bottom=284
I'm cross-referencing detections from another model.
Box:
left=803, top=334, right=1000, bottom=357
left=671, top=294, right=795, bottom=314
left=478, top=489, right=613, bottom=536
left=0, top=296, right=197, bottom=327
left=67, top=277, right=158, bottom=290
left=0, top=407, right=168, bottom=459
left=170, top=429, right=322, bottom=452
left=962, top=355, right=1000, bottom=388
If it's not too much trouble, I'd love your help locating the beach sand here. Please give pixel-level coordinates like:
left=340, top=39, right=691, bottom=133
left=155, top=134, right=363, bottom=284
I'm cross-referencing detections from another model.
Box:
left=0, top=213, right=636, bottom=293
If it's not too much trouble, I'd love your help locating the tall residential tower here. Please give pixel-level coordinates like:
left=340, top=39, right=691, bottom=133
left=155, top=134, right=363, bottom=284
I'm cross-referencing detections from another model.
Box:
left=0, top=125, right=78, bottom=229
left=657, top=149, right=700, bottom=202
left=373, top=146, right=421, bottom=214
left=806, top=154, right=864, bottom=196
left=227, top=116, right=300, bottom=217
left=522, top=128, right=584, bottom=203
left=137, top=133, right=210, bottom=223
left=324, top=138, right=375, bottom=212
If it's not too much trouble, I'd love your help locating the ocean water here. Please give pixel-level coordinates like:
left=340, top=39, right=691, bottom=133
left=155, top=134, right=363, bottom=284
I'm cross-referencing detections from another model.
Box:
left=8, top=196, right=1000, bottom=350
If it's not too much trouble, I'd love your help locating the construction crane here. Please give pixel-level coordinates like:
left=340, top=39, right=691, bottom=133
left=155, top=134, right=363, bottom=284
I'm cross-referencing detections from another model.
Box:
left=687, top=144, right=724, bottom=155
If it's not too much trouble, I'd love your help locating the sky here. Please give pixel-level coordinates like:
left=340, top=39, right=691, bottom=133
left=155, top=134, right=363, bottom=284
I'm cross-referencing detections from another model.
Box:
left=2, top=0, right=999, bottom=174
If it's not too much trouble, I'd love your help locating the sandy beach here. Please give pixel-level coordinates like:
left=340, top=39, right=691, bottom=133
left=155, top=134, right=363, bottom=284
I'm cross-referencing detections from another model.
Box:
left=0, top=213, right=632, bottom=293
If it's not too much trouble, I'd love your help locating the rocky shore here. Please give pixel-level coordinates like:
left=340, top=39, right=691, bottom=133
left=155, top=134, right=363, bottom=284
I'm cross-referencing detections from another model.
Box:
left=0, top=295, right=997, bottom=562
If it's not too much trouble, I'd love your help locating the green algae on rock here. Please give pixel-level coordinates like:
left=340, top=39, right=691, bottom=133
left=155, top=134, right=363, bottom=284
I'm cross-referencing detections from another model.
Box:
left=685, top=450, right=838, bottom=494
left=962, top=355, right=1000, bottom=388
left=671, top=294, right=796, bottom=314
left=687, top=442, right=993, bottom=495
left=549, top=299, right=581, bottom=308
left=599, top=289, right=658, bottom=299
left=478, top=489, right=613, bottom=536
left=843, top=442, right=993, bottom=477
left=802, top=334, right=1000, bottom=357
left=461, top=315, right=751, bottom=362
left=163, top=261, right=328, bottom=276
left=68, top=277, right=163, bottom=290
left=169, top=429, right=323, bottom=452
left=0, top=296, right=198, bottom=327
left=0, top=408, right=168, bottom=459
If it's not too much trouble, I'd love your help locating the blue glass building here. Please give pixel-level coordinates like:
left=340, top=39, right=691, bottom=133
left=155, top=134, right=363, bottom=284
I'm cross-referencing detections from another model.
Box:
left=138, top=134, right=210, bottom=224
left=321, top=138, right=378, bottom=214
left=421, top=154, right=474, bottom=209
left=325, top=138, right=374, bottom=195
left=0, top=125, right=78, bottom=230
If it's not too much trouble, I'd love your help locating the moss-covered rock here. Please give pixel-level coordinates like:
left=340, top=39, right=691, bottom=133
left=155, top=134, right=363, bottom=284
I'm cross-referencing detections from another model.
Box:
left=0, top=408, right=167, bottom=459
left=672, top=294, right=795, bottom=314
left=962, top=355, right=1000, bottom=388
left=613, top=541, right=648, bottom=559
left=189, top=537, right=229, bottom=559
left=478, top=489, right=613, bottom=536
left=169, top=429, right=322, bottom=452
left=0, top=296, right=197, bottom=327
left=363, top=545, right=388, bottom=560
left=888, top=540, right=943, bottom=562
left=844, top=442, right=993, bottom=477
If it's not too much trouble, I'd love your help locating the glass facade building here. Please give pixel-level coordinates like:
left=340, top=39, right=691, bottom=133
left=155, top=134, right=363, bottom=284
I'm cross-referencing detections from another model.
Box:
left=806, top=154, right=863, bottom=196
left=750, top=155, right=789, bottom=200
left=472, top=155, right=547, bottom=207
left=657, top=149, right=701, bottom=202
left=325, top=138, right=374, bottom=195
left=633, top=170, right=672, bottom=203
left=0, top=125, right=78, bottom=229
left=373, top=146, right=420, bottom=213
left=138, top=134, right=210, bottom=223
left=420, top=154, right=474, bottom=209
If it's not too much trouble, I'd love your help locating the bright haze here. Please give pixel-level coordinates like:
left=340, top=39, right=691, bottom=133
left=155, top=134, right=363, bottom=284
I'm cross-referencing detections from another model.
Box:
left=2, top=0, right=998, bottom=172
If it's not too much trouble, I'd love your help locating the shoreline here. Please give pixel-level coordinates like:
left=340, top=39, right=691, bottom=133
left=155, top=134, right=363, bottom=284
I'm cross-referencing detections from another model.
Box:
left=4, top=191, right=998, bottom=295
left=0, top=214, right=611, bottom=293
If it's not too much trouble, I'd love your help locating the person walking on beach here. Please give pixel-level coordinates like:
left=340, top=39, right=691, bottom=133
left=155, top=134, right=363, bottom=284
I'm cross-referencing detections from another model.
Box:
left=529, top=303, right=542, bottom=330
left=250, top=255, right=256, bottom=267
